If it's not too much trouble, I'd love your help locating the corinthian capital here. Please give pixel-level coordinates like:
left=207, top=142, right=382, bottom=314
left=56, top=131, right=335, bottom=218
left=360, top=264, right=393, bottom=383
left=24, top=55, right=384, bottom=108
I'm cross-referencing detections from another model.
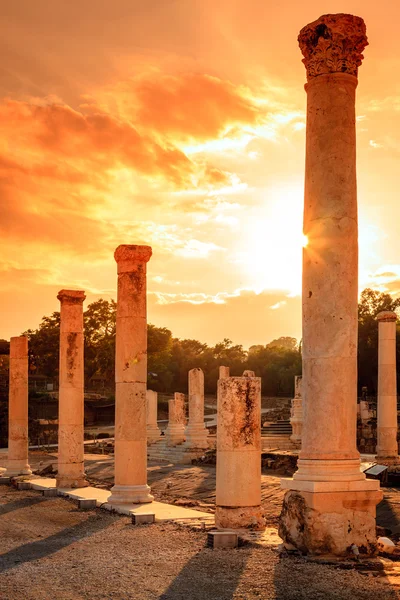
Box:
left=298, top=13, right=368, bottom=80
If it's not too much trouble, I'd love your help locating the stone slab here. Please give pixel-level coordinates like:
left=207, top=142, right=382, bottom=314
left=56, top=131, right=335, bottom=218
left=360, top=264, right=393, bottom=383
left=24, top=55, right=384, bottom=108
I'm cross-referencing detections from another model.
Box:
left=132, top=512, right=155, bottom=524
left=281, top=477, right=381, bottom=493
left=27, top=478, right=214, bottom=522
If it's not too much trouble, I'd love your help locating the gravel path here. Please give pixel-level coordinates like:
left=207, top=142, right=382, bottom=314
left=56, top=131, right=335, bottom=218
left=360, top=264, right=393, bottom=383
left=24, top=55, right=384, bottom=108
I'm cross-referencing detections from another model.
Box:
left=0, top=488, right=399, bottom=600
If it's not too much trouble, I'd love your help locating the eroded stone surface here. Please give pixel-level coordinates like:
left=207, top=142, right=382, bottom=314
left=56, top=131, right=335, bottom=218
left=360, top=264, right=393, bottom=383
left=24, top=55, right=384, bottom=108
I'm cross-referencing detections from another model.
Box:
left=298, top=13, right=368, bottom=80
left=279, top=490, right=380, bottom=556
left=216, top=376, right=264, bottom=530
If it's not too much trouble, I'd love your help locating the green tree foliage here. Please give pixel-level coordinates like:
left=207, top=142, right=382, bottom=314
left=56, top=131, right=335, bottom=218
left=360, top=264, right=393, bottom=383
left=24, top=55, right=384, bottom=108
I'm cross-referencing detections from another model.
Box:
left=358, top=288, right=400, bottom=395
left=24, top=312, right=60, bottom=377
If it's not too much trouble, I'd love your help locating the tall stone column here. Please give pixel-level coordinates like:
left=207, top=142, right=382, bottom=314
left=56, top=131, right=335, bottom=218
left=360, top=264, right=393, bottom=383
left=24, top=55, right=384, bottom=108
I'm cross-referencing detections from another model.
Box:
left=280, top=14, right=381, bottom=556
left=185, top=368, right=208, bottom=449
left=5, top=336, right=31, bottom=476
left=109, top=245, right=153, bottom=504
left=376, top=311, right=399, bottom=463
left=165, top=393, right=186, bottom=446
left=290, top=376, right=303, bottom=444
left=146, top=390, right=161, bottom=443
left=216, top=376, right=264, bottom=529
left=57, top=290, right=87, bottom=489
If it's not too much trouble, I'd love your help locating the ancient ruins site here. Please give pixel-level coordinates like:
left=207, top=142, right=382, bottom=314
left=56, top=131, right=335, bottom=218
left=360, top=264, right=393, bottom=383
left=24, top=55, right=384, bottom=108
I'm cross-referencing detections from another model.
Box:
left=2, top=6, right=400, bottom=600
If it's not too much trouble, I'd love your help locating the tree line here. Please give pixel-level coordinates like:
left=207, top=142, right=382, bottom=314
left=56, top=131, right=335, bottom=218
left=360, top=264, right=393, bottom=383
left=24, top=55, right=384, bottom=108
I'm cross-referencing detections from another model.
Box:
left=0, top=287, right=398, bottom=398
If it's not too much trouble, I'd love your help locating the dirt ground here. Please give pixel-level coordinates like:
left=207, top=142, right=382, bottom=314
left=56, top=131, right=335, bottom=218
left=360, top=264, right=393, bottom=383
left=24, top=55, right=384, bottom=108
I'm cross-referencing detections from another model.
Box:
left=1, top=487, right=400, bottom=600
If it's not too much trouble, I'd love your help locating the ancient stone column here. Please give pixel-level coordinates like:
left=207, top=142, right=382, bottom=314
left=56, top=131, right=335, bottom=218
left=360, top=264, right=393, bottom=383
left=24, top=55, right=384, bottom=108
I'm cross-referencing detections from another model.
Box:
left=57, top=290, right=87, bottom=489
left=216, top=376, right=264, bottom=529
left=376, top=311, right=399, bottom=464
left=146, top=390, right=161, bottom=443
left=280, top=14, right=381, bottom=556
left=109, top=245, right=153, bottom=504
left=219, top=366, right=230, bottom=379
left=165, top=393, right=186, bottom=446
left=184, top=368, right=208, bottom=449
left=290, top=376, right=303, bottom=444
left=5, top=336, right=31, bottom=476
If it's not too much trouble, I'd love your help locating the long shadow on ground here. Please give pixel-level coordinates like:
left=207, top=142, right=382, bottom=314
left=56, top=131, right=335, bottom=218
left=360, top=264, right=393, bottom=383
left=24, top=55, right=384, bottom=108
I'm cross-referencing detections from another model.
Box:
left=0, top=512, right=112, bottom=574
left=0, top=495, right=51, bottom=516
left=158, top=547, right=248, bottom=600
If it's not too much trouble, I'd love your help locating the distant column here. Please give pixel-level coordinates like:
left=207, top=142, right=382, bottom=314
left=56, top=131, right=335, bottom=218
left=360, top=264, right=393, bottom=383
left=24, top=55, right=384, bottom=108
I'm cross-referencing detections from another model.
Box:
left=219, top=366, right=230, bottom=380
left=216, top=376, right=264, bottom=529
left=290, top=376, right=303, bottom=444
left=185, top=368, right=208, bottom=449
left=109, top=245, right=153, bottom=504
left=243, top=370, right=255, bottom=377
left=5, top=336, right=31, bottom=476
left=165, top=393, right=186, bottom=446
left=146, top=390, right=161, bottom=443
left=376, top=311, right=399, bottom=463
left=56, top=290, right=87, bottom=489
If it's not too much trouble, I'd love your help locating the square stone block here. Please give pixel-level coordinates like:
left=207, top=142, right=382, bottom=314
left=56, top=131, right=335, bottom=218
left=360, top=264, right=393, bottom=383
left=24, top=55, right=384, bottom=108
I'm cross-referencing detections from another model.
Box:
left=42, top=488, right=58, bottom=497
left=78, top=498, right=97, bottom=510
left=0, top=477, right=11, bottom=485
left=207, top=531, right=238, bottom=549
left=131, top=513, right=155, bottom=525
left=17, top=482, right=31, bottom=490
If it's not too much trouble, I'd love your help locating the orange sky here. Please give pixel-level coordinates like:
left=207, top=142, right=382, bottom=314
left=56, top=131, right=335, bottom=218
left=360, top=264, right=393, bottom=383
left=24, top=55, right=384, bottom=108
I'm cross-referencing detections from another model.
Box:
left=1, top=0, right=400, bottom=347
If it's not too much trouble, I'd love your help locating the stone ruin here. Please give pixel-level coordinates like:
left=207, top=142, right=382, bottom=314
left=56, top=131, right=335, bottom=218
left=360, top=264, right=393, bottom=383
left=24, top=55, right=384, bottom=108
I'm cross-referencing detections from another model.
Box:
left=3, top=12, right=399, bottom=559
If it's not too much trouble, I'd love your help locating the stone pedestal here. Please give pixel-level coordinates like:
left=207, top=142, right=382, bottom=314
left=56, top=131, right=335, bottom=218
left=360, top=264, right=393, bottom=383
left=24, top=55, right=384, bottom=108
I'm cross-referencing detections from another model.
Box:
left=376, top=311, right=399, bottom=465
left=109, top=245, right=153, bottom=504
left=165, top=393, right=186, bottom=446
left=290, top=376, right=303, bottom=443
left=4, top=336, right=31, bottom=476
left=56, top=290, right=87, bottom=489
left=279, top=14, right=381, bottom=556
left=146, top=390, right=161, bottom=443
left=216, top=376, right=265, bottom=529
left=185, top=368, right=208, bottom=449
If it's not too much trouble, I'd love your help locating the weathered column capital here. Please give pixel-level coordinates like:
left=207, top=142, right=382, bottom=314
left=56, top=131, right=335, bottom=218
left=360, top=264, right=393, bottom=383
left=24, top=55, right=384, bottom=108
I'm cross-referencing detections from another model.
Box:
left=10, top=336, right=28, bottom=358
left=114, top=245, right=152, bottom=271
left=57, top=289, right=86, bottom=304
left=377, top=311, right=397, bottom=323
left=298, top=13, right=368, bottom=81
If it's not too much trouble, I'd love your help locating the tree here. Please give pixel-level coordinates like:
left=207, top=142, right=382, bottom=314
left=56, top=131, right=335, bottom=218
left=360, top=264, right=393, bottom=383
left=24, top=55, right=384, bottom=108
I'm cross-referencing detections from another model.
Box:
left=24, top=312, right=60, bottom=377
left=84, top=299, right=116, bottom=383
left=266, top=337, right=298, bottom=351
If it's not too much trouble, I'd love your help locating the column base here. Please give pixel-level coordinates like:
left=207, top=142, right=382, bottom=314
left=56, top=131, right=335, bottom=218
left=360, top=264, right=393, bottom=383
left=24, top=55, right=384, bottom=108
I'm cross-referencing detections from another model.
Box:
left=294, top=458, right=365, bottom=482
left=279, top=478, right=382, bottom=556
left=165, top=425, right=185, bottom=447
left=56, top=476, right=88, bottom=489
left=4, top=461, right=32, bottom=477
left=146, top=425, right=161, bottom=444
left=108, top=484, right=154, bottom=504
left=184, top=426, right=209, bottom=449
left=375, top=456, right=400, bottom=472
left=215, top=505, right=265, bottom=530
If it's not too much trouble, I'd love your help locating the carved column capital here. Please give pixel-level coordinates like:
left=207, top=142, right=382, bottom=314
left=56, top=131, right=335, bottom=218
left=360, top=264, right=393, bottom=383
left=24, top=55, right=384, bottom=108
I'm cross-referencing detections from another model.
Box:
left=298, top=13, right=368, bottom=81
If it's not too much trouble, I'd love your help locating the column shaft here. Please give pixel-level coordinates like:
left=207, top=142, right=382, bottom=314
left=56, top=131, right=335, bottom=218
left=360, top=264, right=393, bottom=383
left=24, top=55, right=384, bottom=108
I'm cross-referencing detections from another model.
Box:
left=57, top=290, right=87, bottom=489
left=165, top=393, right=186, bottom=446
left=109, top=245, right=153, bottom=504
left=5, top=336, right=31, bottom=476
left=185, top=368, right=208, bottom=448
left=216, top=376, right=264, bottom=529
left=376, top=312, right=398, bottom=461
left=146, top=390, right=161, bottom=443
